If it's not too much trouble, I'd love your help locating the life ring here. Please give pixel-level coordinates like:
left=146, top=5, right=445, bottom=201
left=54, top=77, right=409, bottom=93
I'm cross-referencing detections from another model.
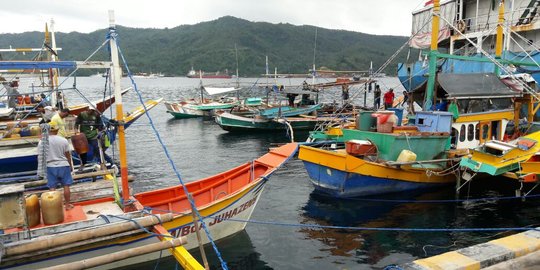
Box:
left=456, top=20, right=466, bottom=33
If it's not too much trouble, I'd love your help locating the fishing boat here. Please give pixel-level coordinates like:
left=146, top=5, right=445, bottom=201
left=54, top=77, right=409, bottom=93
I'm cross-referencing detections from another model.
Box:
left=461, top=131, right=540, bottom=175
left=0, top=98, right=163, bottom=175
left=164, top=97, right=239, bottom=119
left=299, top=118, right=457, bottom=198
left=398, top=0, right=540, bottom=90
left=0, top=13, right=299, bottom=270
left=298, top=0, right=536, bottom=197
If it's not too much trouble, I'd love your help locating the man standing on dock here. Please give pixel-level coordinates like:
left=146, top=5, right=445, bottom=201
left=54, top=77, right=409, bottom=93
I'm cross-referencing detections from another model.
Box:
left=383, top=88, right=394, bottom=109
left=374, top=84, right=381, bottom=109
left=37, top=124, right=74, bottom=210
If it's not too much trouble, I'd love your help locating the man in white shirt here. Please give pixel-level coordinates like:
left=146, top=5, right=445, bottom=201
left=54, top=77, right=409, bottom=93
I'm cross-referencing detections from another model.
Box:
left=37, top=124, right=74, bottom=210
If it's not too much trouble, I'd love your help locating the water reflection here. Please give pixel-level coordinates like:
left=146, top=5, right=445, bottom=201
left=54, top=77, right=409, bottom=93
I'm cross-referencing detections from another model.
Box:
left=120, top=230, right=270, bottom=270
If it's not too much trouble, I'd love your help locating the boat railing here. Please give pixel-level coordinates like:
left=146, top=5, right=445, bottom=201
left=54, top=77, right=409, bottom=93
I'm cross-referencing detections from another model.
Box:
left=455, top=6, right=540, bottom=36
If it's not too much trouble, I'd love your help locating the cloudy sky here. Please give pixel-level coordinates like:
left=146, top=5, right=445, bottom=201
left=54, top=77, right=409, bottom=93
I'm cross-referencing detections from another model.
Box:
left=0, top=0, right=426, bottom=36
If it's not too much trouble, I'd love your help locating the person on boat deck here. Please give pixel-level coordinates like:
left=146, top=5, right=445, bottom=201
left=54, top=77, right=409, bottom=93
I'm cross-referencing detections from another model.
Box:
left=301, top=94, right=314, bottom=105
left=433, top=98, right=448, bottom=111
left=287, top=90, right=298, bottom=107
left=37, top=124, right=74, bottom=210
left=448, top=98, right=460, bottom=120
left=4, top=82, right=20, bottom=109
left=374, top=84, right=381, bottom=109
left=37, top=105, right=56, bottom=124
left=342, top=84, right=350, bottom=102
left=50, top=108, right=70, bottom=138
left=75, top=108, right=103, bottom=171
left=302, top=80, right=309, bottom=90
left=383, top=88, right=394, bottom=109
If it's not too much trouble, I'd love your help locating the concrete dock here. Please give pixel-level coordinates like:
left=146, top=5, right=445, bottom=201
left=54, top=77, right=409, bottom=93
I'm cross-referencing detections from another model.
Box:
left=402, top=228, right=540, bottom=269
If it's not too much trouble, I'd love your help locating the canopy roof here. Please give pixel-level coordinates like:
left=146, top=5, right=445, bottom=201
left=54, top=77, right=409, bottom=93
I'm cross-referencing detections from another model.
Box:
left=204, top=87, right=240, bottom=96
left=436, top=73, right=522, bottom=99
left=0, top=61, right=111, bottom=69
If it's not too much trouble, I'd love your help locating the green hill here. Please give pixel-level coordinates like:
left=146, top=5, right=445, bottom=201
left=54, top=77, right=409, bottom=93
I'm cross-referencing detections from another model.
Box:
left=0, top=16, right=410, bottom=76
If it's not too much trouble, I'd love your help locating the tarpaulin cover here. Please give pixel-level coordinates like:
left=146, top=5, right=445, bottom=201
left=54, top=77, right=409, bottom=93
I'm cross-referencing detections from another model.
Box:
left=0, top=61, right=77, bottom=69
left=204, top=87, right=240, bottom=96
left=438, top=73, right=521, bottom=99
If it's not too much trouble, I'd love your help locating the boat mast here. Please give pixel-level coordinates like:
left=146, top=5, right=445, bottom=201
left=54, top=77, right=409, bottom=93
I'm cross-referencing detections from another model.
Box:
left=108, top=10, right=130, bottom=206
left=50, top=19, right=60, bottom=107
left=44, top=24, right=57, bottom=107
left=312, top=28, right=317, bottom=85
left=423, top=0, right=441, bottom=111
left=235, top=43, right=240, bottom=101
left=199, top=70, right=204, bottom=103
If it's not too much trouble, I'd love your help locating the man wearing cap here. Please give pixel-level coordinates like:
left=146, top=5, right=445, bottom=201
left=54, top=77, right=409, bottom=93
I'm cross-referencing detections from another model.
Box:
left=37, top=124, right=74, bottom=210
left=75, top=108, right=103, bottom=171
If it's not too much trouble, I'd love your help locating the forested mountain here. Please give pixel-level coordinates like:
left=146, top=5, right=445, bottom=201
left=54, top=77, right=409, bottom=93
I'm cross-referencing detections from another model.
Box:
left=0, top=16, right=411, bottom=76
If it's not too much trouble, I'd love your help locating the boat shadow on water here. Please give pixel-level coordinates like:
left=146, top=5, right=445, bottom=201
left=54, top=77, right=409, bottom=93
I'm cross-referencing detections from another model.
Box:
left=298, top=183, right=540, bottom=267
left=119, top=230, right=270, bottom=270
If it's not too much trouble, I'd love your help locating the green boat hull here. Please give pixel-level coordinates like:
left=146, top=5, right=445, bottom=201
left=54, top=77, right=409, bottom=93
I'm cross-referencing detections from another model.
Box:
left=216, top=113, right=317, bottom=132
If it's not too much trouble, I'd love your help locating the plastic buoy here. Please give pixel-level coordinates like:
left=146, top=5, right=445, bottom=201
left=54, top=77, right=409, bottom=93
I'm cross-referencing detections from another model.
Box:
left=41, top=191, right=64, bottom=225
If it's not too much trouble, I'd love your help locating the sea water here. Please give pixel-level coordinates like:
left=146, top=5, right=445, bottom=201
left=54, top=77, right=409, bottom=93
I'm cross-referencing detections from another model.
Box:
left=56, top=76, right=540, bottom=269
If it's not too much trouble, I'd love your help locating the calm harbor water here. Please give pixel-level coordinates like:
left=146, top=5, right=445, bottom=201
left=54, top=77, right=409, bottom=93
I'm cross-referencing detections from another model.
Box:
left=53, top=76, right=540, bottom=269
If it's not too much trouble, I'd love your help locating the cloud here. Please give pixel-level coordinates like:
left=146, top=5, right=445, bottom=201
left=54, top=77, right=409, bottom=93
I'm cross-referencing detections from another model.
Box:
left=0, top=0, right=423, bottom=35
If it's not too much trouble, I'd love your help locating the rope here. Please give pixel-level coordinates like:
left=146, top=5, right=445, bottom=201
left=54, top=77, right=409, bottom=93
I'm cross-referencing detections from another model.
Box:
left=144, top=206, right=540, bottom=233
left=114, top=35, right=229, bottom=269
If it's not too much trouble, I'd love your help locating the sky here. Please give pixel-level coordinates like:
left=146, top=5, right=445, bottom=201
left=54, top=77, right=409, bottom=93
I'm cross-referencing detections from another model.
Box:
left=0, top=0, right=427, bottom=36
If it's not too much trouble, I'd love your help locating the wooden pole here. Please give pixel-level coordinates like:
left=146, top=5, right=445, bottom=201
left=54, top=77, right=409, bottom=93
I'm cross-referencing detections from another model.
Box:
left=108, top=11, right=130, bottom=205
left=41, top=238, right=186, bottom=270
left=495, top=0, right=505, bottom=75
left=4, top=213, right=173, bottom=256
left=188, top=193, right=210, bottom=270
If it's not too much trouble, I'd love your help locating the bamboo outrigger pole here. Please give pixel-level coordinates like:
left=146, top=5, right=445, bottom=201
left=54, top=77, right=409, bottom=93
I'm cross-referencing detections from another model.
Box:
left=108, top=11, right=131, bottom=206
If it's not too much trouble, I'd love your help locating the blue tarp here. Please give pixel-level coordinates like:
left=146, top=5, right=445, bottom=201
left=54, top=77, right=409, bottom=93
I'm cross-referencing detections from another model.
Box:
left=0, top=61, right=77, bottom=69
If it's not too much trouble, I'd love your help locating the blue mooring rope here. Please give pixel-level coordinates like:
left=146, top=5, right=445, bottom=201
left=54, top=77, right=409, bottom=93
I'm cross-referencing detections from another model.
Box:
left=114, top=33, right=228, bottom=269
left=145, top=206, right=540, bottom=233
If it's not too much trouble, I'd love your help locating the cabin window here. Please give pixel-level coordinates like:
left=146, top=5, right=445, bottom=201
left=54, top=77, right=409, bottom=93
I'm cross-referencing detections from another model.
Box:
left=467, top=124, right=474, bottom=141
left=459, top=125, right=466, bottom=142
left=482, top=125, right=489, bottom=140
left=475, top=124, right=479, bottom=140
left=451, top=128, right=458, bottom=146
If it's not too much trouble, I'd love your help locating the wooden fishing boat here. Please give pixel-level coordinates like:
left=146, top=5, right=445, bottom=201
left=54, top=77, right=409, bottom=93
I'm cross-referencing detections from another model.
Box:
left=215, top=111, right=320, bottom=132
left=1, top=142, right=298, bottom=269
left=0, top=98, right=163, bottom=174
left=164, top=99, right=238, bottom=119
left=299, top=128, right=456, bottom=198
left=67, top=88, right=129, bottom=115
left=0, top=14, right=298, bottom=270
left=460, top=131, right=540, bottom=176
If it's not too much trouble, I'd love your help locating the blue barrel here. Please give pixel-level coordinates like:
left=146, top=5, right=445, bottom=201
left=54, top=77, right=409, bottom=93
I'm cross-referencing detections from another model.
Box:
left=387, top=108, right=403, bottom=126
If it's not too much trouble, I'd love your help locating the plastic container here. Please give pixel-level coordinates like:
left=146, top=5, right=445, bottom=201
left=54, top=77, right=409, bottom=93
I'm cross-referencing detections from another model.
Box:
left=346, top=140, right=377, bottom=156
left=71, top=133, right=89, bottom=154
left=19, top=128, right=32, bottom=137
left=387, top=108, right=404, bottom=126
left=25, top=194, right=41, bottom=227
left=357, top=111, right=376, bottom=131
left=41, top=191, right=64, bottom=225
left=397, top=150, right=417, bottom=163
left=30, top=126, right=41, bottom=136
